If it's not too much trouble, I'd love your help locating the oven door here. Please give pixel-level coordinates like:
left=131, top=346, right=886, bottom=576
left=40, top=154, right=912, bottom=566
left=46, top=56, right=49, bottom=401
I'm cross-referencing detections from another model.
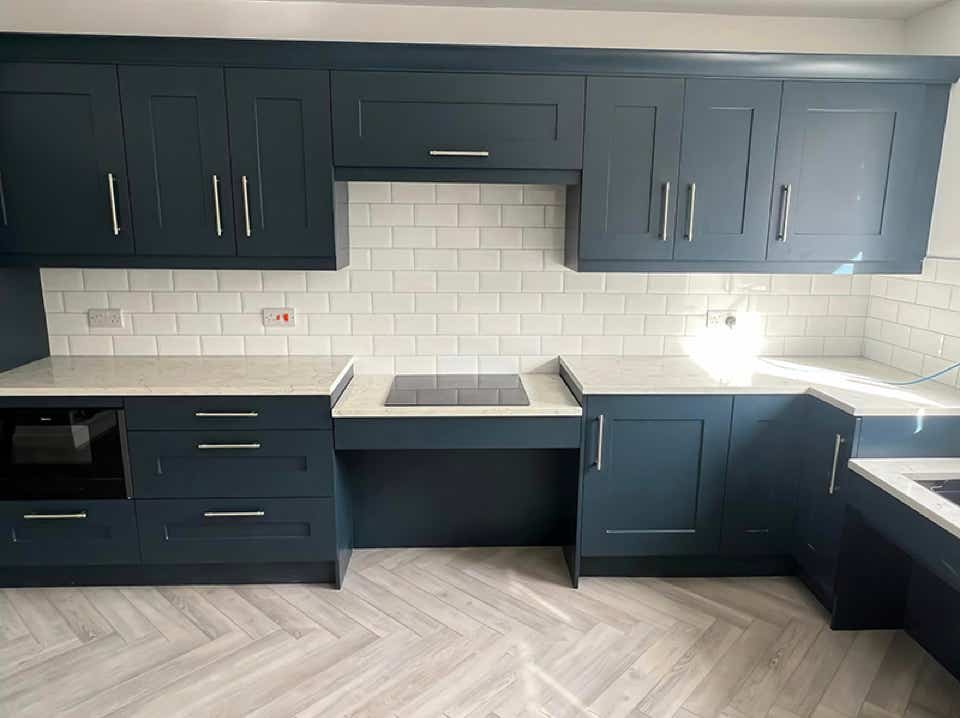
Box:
left=0, top=409, right=128, bottom=500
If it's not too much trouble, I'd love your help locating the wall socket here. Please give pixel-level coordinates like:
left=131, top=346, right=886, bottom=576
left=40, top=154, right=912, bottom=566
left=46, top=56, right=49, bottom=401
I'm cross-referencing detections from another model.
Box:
left=706, top=310, right=738, bottom=330
left=262, top=308, right=296, bottom=327
left=87, top=308, right=124, bottom=329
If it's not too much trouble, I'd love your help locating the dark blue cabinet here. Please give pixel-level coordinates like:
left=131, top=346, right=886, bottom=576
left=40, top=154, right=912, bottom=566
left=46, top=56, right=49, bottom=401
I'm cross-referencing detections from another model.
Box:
left=578, top=77, right=684, bottom=262
left=767, top=82, right=929, bottom=265
left=0, top=63, right=133, bottom=256
left=119, top=65, right=235, bottom=257
left=721, top=395, right=803, bottom=555
left=580, top=396, right=733, bottom=557
left=674, top=79, right=781, bottom=262
left=226, top=68, right=342, bottom=261
left=332, top=71, right=585, bottom=170
left=792, top=399, right=859, bottom=605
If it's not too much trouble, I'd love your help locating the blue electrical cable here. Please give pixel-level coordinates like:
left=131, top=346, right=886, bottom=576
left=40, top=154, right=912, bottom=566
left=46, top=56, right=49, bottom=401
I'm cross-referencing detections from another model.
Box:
left=883, top=360, right=960, bottom=386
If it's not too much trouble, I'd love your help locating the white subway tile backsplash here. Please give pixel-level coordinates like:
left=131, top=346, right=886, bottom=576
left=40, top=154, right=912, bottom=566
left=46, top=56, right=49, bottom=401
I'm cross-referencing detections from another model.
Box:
left=47, top=314, right=91, bottom=336
left=129, top=270, right=174, bottom=291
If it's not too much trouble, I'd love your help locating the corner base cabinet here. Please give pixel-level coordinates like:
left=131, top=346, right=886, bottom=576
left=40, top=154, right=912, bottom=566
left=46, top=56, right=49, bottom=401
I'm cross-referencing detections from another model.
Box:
left=580, top=396, right=733, bottom=557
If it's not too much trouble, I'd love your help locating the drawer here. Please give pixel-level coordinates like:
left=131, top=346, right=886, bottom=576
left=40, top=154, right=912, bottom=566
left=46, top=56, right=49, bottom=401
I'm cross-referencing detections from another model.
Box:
left=0, top=500, right=140, bottom=566
left=136, top=498, right=336, bottom=564
left=128, top=430, right=333, bottom=498
left=125, top=396, right=332, bottom=431
left=332, top=71, right=585, bottom=169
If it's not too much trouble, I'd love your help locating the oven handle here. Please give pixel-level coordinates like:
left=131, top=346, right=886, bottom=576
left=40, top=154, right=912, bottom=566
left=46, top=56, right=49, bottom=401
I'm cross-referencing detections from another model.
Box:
left=194, top=412, right=260, bottom=418
left=23, top=512, right=87, bottom=520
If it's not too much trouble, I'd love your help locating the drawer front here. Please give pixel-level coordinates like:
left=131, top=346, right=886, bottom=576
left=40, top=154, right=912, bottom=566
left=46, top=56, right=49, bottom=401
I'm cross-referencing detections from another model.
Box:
left=125, top=396, right=332, bottom=431
left=136, top=498, right=335, bottom=564
left=128, top=430, right=333, bottom=498
left=0, top=500, right=140, bottom=566
left=332, top=71, right=585, bottom=169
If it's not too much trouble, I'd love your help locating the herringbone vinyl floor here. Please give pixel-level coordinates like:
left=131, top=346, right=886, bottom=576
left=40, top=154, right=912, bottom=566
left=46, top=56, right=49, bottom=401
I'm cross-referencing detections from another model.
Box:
left=1, top=547, right=958, bottom=718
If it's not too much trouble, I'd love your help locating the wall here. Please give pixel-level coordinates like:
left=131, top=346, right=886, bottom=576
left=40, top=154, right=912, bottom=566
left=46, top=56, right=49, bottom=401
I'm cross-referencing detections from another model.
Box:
left=40, top=182, right=870, bottom=373
left=861, top=0, right=960, bottom=389
left=0, top=0, right=905, bottom=53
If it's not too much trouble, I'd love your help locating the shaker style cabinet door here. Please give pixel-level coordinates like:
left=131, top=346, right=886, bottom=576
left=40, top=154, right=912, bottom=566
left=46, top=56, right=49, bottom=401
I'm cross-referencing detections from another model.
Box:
left=580, top=396, right=733, bottom=557
left=767, top=82, right=926, bottom=264
left=331, top=71, right=585, bottom=170
left=674, top=79, right=781, bottom=262
left=0, top=63, right=133, bottom=255
left=226, top=68, right=338, bottom=260
left=119, top=66, right=235, bottom=256
left=578, top=77, right=684, bottom=261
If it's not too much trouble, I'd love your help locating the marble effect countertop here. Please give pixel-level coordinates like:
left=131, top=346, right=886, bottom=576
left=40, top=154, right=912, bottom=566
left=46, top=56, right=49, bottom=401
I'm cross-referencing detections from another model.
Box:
left=332, top=374, right=582, bottom=418
left=848, top=458, right=960, bottom=541
left=559, top=355, right=960, bottom=417
left=0, top=356, right=354, bottom=396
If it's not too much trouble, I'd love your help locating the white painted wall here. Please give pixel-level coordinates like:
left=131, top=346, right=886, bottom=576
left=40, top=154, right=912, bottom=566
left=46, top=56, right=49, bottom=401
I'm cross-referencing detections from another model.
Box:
left=0, top=0, right=905, bottom=53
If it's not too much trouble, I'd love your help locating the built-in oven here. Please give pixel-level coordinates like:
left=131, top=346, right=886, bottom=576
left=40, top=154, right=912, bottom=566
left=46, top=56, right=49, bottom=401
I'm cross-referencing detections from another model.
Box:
left=0, top=408, right=130, bottom=500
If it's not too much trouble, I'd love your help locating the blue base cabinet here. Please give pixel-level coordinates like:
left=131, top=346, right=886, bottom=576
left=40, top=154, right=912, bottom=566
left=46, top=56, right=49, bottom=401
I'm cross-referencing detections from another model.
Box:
left=580, top=396, right=733, bottom=557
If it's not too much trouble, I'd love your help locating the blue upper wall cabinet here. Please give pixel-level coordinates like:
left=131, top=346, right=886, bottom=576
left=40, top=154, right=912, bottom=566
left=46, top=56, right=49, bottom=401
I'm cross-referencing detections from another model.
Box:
left=119, top=66, right=236, bottom=257
left=0, top=63, right=133, bottom=256
left=332, top=72, right=585, bottom=170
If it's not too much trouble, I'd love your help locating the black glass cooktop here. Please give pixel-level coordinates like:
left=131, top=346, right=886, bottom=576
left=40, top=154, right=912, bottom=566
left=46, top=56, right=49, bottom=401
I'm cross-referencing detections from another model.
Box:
left=384, top=374, right=530, bottom=406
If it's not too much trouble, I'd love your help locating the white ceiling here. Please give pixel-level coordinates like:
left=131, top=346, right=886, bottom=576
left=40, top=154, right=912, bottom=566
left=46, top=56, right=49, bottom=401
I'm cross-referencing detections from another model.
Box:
left=317, top=0, right=947, bottom=20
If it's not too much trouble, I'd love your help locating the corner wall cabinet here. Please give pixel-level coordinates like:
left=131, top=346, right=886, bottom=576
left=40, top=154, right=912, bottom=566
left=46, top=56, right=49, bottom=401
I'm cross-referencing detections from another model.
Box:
left=0, top=35, right=957, bottom=272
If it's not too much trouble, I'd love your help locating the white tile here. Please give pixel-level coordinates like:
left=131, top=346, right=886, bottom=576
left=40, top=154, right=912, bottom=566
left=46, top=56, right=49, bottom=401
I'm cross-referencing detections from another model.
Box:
left=502, top=205, right=544, bottom=227
left=520, top=314, right=561, bottom=335
left=771, top=275, right=812, bottom=295
left=545, top=206, right=565, bottom=228
left=930, top=308, right=960, bottom=337
left=784, top=337, right=825, bottom=356
left=481, top=184, right=523, bottom=205
left=241, top=292, right=286, bottom=313
left=766, top=316, right=807, bottom=336
left=479, top=356, right=519, bottom=373
left=688, top=274, right=729, bottom=294
left=811, top=275, right=852, bottom=295
left=349, top=181, right=391, bottom=203
left=437, top=355, right=478, bottom=373
left=917, top=282, right=952, bottom=309
left=563, top=314, right=604, bottom=335
left=201, top=336, right=244, bottom=355
left=500, top=293, right=541, bottom=313
left=113, top=336, right=158, bottom=356
left=436, top=228, right=479, bottom=248
left=83, top=269, right=129, bottom=291
left=542, top=293, right=582, bottom=313
left=523, top=185, right=564, bottom=205
left=178, top=314, right=223, bottom=335
left=479, top=272, right=521, bottom=293
left=522, top=228, right=563, bottom=250
left=107, top=292, right=153, bottom=313
left=458, top=205, right=501, bottom=227
left=898, top=303, right=931, bottom=329
left=884, top=277, right=919, bottom=303
left=829, top=295, right=870, bottom=317
left=374, top=336, right=415, bottom=355
left=64, top=291, right=108, bottom=313
left=353, top=315, right=395, bottom=335
left=666, top=294, right=708, bottom=315
left=289, top=336, right=333, bottom=355
left=436, top=183, right=479, bottom=204
left=437, top=272, right=479, bottom=292
left=647, top=275, right=688, bottom=294
left=156, top=336, right=201, bottom=355
left=623, top=336, right=665, bottom=355
left=244, top=336, right=288, bottom=356
left=330, top=293, right=373, bottom=313
left=307, top=271, right=350, bottom=292
left=396, top=315, right=436, bottom=335
left=501, top=336, right=541, bottom=355
left=438, top=314, right=477, bottom=335
left=391, top=182, right=435, bottom=203
left=355, top=357, right=396, bottom=373
left=479, top=314, right=521, bottom=335
left=285, top=292, right=329, bottom=313
left=417, top=336, right=458, bottom=355
left=396, top=271, right=438, bottom=292
left=584, top=294, right=625, bottom=314
left=910, top=328, right=944, bottom=356
left=42, top=292, right=64, bottom=313
left=309, top=315, right=351, bottom=335
left=129, top=269, right=174, bottom=291
left=393, top=227, right=436, bottom=248
left=348, top=203, right=370, bottom=226
left=459, top=250, right=500, bottom=271
left=414, top=249, right=458, bottom=271
left=415, top=293, right=458, bottom=313
left=564, top=272, right=605, bottom=292
left=68, top=335, right=114, bottom=355
left=133, top=313, right=178, bottom=335
left=370, top=203, right=414, bottom=226
left=501, top=250, right=543, bottom=271
left=350, top=271, right=394, bottom=292
left=219, top=270, right=262, bottom=291
left=41, top=268, right=84, bottom=291
left=48, top=335, right=70, bottom=355
left=787, top=295, right=829, bottom=316
left=521, top=272, right=563, bottom=293
left=582, top=336, right=623, bottom=355
left=459, top=293, right=499, bottom=313
left=805, top=316, right=846, bottom=337
left=459, top=336, right=499, bottom=354
left=480, top=227, right=522, bottom=248
left=153, top=292, right=198, bottom=314
left=371, top=249, right=415, bottom=270
left=605, top=274, right=649, bottom=293
left=372, top=293, right=415, bottom=313
left=645, top=315, right=686, bottom=335
left=396, top=356, right=436, bottom=373
left=195, top=292, right=240, bottom=314
left=172, top=270, right=218, bottom=291
left=414, top=204, right=458, bottom=227
left=936, top=258, right=960, bottom=286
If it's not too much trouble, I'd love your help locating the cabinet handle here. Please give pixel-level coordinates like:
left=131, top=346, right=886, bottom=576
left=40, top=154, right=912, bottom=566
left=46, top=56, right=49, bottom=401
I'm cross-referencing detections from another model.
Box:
left=0, top=169, right=7, bottom=227
left=828, top=433, right=846, bottom=495
left=203, top=511, right=265, bottom=518
left=595, top=414, right=605, bottom=472
left=685, top=182, right=696, bottom=242
left=659, top=181, right=671, bottom=241
left=211, top=174, right=223, bottom=237
left=196, top=443, right=262, bottom=450
left=107, top=172, right=120, bottom=236
left=194, top=411, right=259, bottom=418
left=428, top=150, right=490, bottom=157
left=777, top=184, right=792, bottom=242
left=241, top=175, right=252, bottom=238
left=23, top=512, right=87, bottom=520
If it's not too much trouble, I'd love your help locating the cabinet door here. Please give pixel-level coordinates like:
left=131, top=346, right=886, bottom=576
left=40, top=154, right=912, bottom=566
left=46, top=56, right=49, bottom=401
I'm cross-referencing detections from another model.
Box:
left=0, top=63, right=132, bottom=255
left=792, top=399, right=858, bottom=605
left=674, top=79, right=781, bottom=262
left=579, top=77, right=684, bottom=261
left=581, top=396, right=732, bottom=556
left=119, top=66, right=235, bottom=256
left=721, top=395, right=802, bottom=556
left=226, top=68, right=336, bottom=259
left=767, top=82, right=925, bottom=264
left=332, top=71, right=584, bottom=170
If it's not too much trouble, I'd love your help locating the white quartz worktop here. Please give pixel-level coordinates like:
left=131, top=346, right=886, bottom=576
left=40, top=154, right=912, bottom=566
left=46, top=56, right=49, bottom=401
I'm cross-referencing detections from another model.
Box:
left=559, top=355, right=960, bottom=417
left=0, top=356, right=354, bottom=396
left=332, top=374, right=582, bottom=418
left=848, top=458, right=960, bottom=541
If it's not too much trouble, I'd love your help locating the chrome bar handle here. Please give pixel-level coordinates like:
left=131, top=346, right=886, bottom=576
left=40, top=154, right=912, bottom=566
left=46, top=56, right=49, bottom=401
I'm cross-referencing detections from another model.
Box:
left=194, top=411, right=259, bottom=418
left=428, top=150, right=490, bottom=157
left=212, top=174, right=223, bottom=237
left=23, top=512, right=87, bottom=520
left=595, top=414, right=605, bottom=472
left=241, top=175, right=252, bottom=237
left=196, top=443, right=262, bottom=450
left=107, top=172, right=120, bottom=236
left=777, top=184, right=792, bottom=242
left=203, top=511, right=265, bottom=518
left=828, top=433, right=846, bottom=495
left=660, top=181, right=671, bottom=241
left=685, top=182, right=696, bottom=242
left=0, top=169, right=7, bottom=227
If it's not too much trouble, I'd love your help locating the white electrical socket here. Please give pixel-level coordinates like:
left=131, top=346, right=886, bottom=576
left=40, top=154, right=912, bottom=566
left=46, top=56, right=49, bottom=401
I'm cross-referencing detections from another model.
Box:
left=262, top=308, right=296, bottom=327
left=706, top=310, right=738, bottom=330
left=87, top=308, right=124, bottom=329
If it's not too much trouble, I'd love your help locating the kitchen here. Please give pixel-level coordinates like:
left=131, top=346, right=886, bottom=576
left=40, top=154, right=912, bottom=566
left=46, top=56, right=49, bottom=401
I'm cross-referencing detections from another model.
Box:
left=1, top=0, right=960, bottom=715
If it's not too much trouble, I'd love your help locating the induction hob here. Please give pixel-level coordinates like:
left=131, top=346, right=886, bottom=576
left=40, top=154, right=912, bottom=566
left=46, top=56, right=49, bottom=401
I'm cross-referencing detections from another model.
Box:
left=384, top=374, right=530, bottom=406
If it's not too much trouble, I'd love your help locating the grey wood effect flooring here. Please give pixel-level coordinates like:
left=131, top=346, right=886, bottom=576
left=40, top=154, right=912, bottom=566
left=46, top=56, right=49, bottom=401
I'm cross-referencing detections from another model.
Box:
left=1, top=547, right=957, bottom=717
